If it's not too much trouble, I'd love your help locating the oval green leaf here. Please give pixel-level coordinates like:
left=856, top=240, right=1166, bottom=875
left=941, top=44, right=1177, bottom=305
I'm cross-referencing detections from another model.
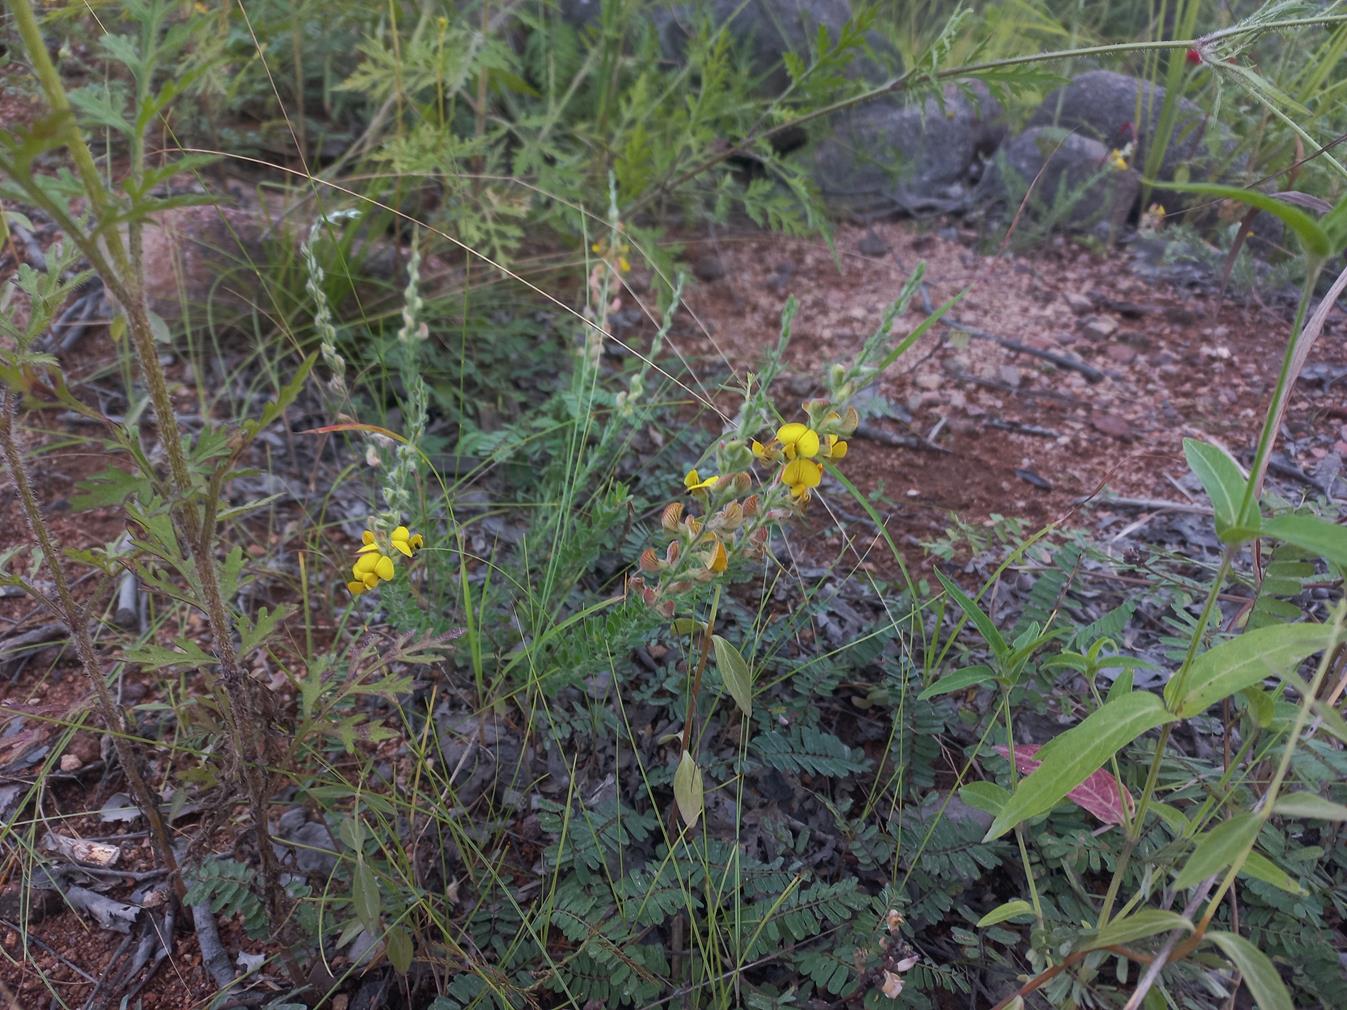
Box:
left=353, top=859, right=382, bottom=931
left=1241, top=850, right=1306, bottom=896
left=385, top=923, right=413, bottom=973
left=1273, top=793, right=1347, bottom=821
left=712, top=634, right=753, bottom=717
left=1166, top=623, right=1337, bottom=717
left=1261, top=514, right=1347, bottom=569
left=984, top=692, right=1174, bottom=841
left=673, top=750, right=704, bottom=830
left=920, top=664, right=997, bottom=700
left=1083, top=908, right=1193, bottom=951
left=1205, top=930, right=1294, bottom=1010
left=1183, top=438, right=1250, bottom=537
left=1174, top=812, right=1261, bottom=890
left=977, top=899, right=1035, bottom=928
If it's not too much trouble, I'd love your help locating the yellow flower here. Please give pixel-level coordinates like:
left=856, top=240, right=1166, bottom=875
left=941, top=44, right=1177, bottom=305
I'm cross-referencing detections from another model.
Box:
left=823, top=434, right=848, bottom=460
left=781, top=457, right=822, bottom=499
left=1108, top=148, right=1129, bottom=171
left=347, top=524, right=423, bottom=596
left=684, top=469, right=718, bottom=492
left=705, top=536, right=728, bottom=574
left=751, top=439, right=781, bottom=464
left=776, top=422, right=821, bottom=460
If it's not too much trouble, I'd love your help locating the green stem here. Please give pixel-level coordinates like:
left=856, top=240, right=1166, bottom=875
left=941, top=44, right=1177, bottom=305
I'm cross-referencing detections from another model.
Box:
left=1002, top=691, right=1044, bottom=928
left=1235, top=269, right=1322, bottom=527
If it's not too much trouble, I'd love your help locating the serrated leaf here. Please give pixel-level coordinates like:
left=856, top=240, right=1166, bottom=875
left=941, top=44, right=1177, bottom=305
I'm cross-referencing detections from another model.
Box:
left=712, top=634, right=753, bottom=717
left=994, top=744, right=1133, bottom=825
left=1205, top=930, right=1294, bottom=1010
left=1083, top=908, right=1193, bottom=951
left=125, top=639, right=215, bottom=670
left=976, top=899, right=1034, bottom=927
left=1174, top=812, right=1261, bottom=890
left=1183, top=438, right=1251, bottom=537
left=1273, top=793, right=1347, bottom=821
left=673, top=751, right=703, bottom=830
left=1166, top=623, right=1336, bottom=717
left=920, top=664, right=996, bottom=700
left=353, top=860, right=381, bottom=931
left=1261, top=514, right=1347, bottom=568
left=985, top=692, right=1173, bottom=841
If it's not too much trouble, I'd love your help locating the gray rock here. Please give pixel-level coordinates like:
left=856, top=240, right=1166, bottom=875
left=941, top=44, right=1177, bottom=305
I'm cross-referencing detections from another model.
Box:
left=660, top=0, right=899, bottom=94
left=985, top=127, right=1139, bottom=233
left=1026, top=69, right=1231, bottom=186
left=806, top=83, right=1006, bottom=217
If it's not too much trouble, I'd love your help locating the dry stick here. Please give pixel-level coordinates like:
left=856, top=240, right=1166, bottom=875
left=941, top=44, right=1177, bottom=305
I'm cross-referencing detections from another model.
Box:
left=0, top=391, right=184, bottom=900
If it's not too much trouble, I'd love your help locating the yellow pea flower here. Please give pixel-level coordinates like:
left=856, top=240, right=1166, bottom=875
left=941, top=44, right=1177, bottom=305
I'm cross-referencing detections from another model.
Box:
left=823, top=434, right=848, bottom=460
left=391, top=526, right=417, bottom=557
left=781, top=457, right=822, bottom=499
left=776, top=422, right=821, bottom=460
left=684, top=469, right=719, bottom=492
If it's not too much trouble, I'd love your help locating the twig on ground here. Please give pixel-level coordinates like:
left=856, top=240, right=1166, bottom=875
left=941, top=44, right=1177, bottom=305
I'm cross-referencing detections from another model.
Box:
left=1077, top=494, right=1214, bottom=515
left=945, top=315, right=1107, bottom=383
left=192, top=899, right=239, bottom=991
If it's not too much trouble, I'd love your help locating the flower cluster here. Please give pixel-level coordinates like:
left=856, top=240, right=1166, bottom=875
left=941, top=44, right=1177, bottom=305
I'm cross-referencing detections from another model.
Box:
left=346, top=524, right=424, bottom=596
left=629, top=402, right=857, bottom=615
left=752, top=406, right=856, bottom=502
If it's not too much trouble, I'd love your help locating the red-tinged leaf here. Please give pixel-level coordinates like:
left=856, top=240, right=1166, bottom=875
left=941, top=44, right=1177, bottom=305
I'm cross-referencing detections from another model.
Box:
left=297, top=422, right=407, bottom=442
left=995, top=744, right=1133, bottom=825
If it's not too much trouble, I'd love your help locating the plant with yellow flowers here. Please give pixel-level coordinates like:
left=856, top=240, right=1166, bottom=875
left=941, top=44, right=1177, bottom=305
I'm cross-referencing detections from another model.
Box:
left=347, top=524, right=425, bottom=596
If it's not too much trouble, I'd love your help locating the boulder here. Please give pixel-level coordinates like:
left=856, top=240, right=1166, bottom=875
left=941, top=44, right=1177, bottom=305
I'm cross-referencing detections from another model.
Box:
left=1026, top=69, right=1231, bottom=185
left=805, top=82, right=1006, bottom=217
left=984, top=126, right=1139, bottom=233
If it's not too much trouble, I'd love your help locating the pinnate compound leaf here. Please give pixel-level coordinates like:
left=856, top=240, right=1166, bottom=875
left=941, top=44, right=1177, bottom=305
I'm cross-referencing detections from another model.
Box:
left=984, top=692, right=1173, bottom=841
left=994, top=744, right=1133, bottom=825
left=1205, top=930, right=1294, bottom=1010
left=1165, top=623, right=1337, bottom=717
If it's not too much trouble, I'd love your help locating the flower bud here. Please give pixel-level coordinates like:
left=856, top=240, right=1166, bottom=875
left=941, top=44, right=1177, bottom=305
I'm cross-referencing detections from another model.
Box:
left=661, top=501, right=684, bottom=532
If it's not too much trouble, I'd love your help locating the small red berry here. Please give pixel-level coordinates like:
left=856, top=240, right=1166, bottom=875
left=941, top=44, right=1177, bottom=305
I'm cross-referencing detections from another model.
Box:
left=1186, top=47, right=1202, bottom=65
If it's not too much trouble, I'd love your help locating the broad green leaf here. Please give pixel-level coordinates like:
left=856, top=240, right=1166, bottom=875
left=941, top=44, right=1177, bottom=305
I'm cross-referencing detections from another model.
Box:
left=1166, top=623, right=1337, bottom=717
left=1084, top=908, right=1193, bottom=951
left=1174, top=812, right=1261, bottom=889
left=712, top=635, right=753, bottom=717
left=935, top=569, right=1006, bottom=659
left=977, top=899, right=1034, bottom=927
left=960, top=780, right=1009, bottom=816
left=1150, top=181, right=1330, bottom=259
left=673, top=750, right=704, bottom=830
left=1240, top=686, right=1276, bottom=728
left=671, top=618, right=702, bottom=636
left=920, top=664, right=996, bottom=700
left=1273, top=793, right=1347, bottom=821
left=984, top=692, right=1174, bottom=841
left=385, top=924, right=413, bottom=973
left=1183, top=439, right=1251, bottom=537
left=1261, top=514, right=1347, bottom=569
left=353, top=860, right=381, bottom=931
left=1241, top=850, right=1306, bottom=896
left=1205, top=931, right=1294, bottom=1010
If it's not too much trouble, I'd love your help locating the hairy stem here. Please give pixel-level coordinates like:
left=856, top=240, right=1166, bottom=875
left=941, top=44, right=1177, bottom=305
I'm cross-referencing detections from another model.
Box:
left=0, top=390, right=183, bottom=899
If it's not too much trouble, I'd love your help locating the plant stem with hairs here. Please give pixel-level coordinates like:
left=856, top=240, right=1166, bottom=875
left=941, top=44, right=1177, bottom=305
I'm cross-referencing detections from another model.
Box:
left=0, top=389, right=183, bottom=900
